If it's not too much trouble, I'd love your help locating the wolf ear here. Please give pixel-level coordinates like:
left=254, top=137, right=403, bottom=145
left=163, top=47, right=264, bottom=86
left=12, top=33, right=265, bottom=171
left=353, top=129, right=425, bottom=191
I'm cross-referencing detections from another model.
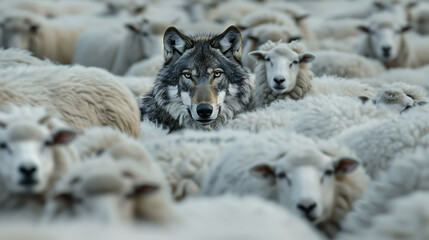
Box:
left=211, top=26, right=242, bottom=62
left=163, top=27, right=193, bottom=64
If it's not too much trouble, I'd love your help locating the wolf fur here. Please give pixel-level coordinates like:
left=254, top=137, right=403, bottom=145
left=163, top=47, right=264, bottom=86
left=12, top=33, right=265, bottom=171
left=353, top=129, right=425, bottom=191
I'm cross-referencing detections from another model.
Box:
left=140, top=26, right=252, bottom=131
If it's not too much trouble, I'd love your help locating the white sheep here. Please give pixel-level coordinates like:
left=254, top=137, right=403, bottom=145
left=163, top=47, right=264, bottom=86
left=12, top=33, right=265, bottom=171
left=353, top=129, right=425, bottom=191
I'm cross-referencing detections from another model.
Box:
left=306, top=17, right=366, bottom=40
left=43, top=154, right=175, bottom=224
left=0, top=48, right=52, bottom=69
left=238, top=10, right=301, bottom=36
left=334, top=103, right=429, bottom=179
left=225, top=86, right=420, bottom=138
left=312, top=50, right=386, bottom=78
left=339, top=147, right=429, bottom=238
left=356, top=12, right=429, bottom=68
left=340, top=191, right=429, bottom=240
left=0, top=65, right=140, bottom=137
left=0, top=11, right=112, bottom=64
left=0, top=104, right=77, bottom=219
left=200, top=131, right=369, bottom=237
left=409, top=2, right=429, bottom=35
left=125, top=55, right=164, bottom=77
left=250, top=41, right=376, bottom=108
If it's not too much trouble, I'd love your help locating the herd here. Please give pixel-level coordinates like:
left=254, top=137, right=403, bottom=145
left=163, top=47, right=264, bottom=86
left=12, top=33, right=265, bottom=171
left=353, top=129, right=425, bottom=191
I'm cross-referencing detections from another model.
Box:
left=0, top=0, right=429, bottom=240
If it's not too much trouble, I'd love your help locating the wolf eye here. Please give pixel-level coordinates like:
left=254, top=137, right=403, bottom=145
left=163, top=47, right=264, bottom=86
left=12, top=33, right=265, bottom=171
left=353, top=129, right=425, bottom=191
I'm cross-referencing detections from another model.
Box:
left=183, top=73, right=191, bottom=79
left=214, top=72, right=222, bottom=78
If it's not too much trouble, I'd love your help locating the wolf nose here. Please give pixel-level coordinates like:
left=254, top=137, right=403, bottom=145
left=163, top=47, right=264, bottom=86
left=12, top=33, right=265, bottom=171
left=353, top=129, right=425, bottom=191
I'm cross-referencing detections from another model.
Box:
left=196, top=104, right=213, bottom=118
left=274, top=77, right=285, bottom=85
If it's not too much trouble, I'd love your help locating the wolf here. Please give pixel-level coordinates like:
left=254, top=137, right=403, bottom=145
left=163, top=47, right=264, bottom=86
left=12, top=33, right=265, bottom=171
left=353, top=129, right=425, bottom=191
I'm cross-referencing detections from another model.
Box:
left=140, top=26, right=252, bottom=131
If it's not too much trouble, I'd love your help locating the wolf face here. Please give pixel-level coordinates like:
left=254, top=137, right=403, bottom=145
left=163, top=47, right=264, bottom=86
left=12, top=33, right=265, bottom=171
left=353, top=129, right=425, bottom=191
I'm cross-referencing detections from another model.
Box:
left=140, top=26, right=252, bottom=131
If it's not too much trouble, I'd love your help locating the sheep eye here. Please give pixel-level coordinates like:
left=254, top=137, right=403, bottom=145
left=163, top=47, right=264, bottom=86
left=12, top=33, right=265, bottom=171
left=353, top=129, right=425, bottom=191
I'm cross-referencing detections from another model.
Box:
left=214, top=72, right=222, bottom=78
left=0, top=142, right=8, bottom=149
left=293, top=60, right=298, bottom=65
left=325, top=169, right=334, bottom=176
left=277, top=172, right=286, bottom=179
left=183, top=73, right=191, bottom=79
left=265, top=58, right=270, bottom=62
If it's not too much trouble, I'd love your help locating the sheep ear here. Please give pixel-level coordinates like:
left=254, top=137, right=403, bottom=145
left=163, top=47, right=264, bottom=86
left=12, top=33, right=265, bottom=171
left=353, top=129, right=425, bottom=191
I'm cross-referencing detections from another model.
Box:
left=299, top=53, right=315, bottom=64
left=294, top=14, right=309, bottom=23
left=49, top=129, right=76, bottom=145
left=358, top=96, right=370, bottom=104
left=357, top=25, right=371, bottom=33
left=334, top=157, right=359, bottom=175
left=248, top=50, right=266, bottom=61
left=128, top=183, right=159, bottom=198
left=133, top=5, right=146, bottom=15
left=406, top=1, right=418, bottom=9
left=400, top=24, right=413, bottom=33
left=29, top=24, right=39, bottom=34
left=289, top=36, right=302, bottom=42
left=211, top=26, right=242, bottom=62
left=125, top=23, right=140, bottom=33
left=163, top=27, right=193, bottom=64
left=250, top=163, right=276, bottom=179
left=373, top=1, right=386, bottom=9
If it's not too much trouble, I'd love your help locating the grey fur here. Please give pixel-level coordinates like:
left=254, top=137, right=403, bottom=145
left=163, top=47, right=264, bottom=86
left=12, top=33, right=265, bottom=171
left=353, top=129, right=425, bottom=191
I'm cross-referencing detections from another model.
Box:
left=140, top=26, right=252, bottom=132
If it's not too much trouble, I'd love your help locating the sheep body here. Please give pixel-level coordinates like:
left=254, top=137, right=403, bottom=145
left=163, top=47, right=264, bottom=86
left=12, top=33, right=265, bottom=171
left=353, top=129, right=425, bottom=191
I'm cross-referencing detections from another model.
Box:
left=0, top=48, right=52, bottom=69
left=0, top=65, right=140, bottom=137
left=125, top=55, right=164, bottom=77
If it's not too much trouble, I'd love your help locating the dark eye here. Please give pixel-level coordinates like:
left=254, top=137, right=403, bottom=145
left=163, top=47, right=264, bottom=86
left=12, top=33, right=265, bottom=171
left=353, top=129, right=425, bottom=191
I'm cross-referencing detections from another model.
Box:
left=325, top=169, right=334, bottom=176
left=141, top=32, right=149, bottom=37
left=277, top=172, right=286, bottom=179
left=265, top=58, right=270, bottom=62
left=183, top=73, right=191, bottom=79
left=44, top=140, right=53, bottom=147
left=0, top=142, right=7, bottom=149
left=214, top=72, right=222, bottom=78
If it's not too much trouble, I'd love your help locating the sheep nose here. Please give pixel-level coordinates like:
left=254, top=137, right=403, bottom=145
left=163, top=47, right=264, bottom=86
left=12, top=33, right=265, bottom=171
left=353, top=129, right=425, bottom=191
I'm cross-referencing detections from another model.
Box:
left=382, top=46, right=391, bottom=56
left=274, top=77, right=285, bottom=85
left=196, top=104, right=213, bottom=118
left=19, top=164, right=37, bottom=177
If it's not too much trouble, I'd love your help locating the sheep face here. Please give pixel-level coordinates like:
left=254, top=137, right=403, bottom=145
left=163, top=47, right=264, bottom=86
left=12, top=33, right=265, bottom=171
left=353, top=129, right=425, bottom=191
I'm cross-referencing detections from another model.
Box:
left=0, top=121, right=75, bottom=194
left=50, top=160, right=161, bottom=223
left=250, top=148, right=359, bottom=225
left=125, top=19, right=163, bottom=58
left=358, top=22, right=411, bottom=62
left=250, top=45, right=314, bottom=94
left=1, top=17, right=39, bottom=50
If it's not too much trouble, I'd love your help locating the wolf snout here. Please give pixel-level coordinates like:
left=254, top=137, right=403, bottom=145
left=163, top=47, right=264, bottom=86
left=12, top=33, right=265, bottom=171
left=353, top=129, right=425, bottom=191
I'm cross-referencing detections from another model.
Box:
left=196, top=104, right=213, bottom=118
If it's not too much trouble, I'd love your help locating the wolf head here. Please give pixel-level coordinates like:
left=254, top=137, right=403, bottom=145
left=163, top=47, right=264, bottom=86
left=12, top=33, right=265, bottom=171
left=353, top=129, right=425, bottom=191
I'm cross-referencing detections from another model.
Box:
left=144, top=26, right=252, bottom=130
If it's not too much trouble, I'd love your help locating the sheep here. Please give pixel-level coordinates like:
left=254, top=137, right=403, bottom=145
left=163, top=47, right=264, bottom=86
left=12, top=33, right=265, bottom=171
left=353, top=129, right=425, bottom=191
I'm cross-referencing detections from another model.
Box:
left=311, top=50, right=386, bottom=78
left=409, top=2, right=429, bottom=35
left=0, top=104, right=77, bottom=219
left=340, top=191, right=429, bottom=240
left=116, top=76, right=154, bottom=99
left=250, top=41, right=376, bottom=108
left=0, top=65, right=140, bottom=137
left=200, top=131, right=370, bottom=237
left=43, top=155, right=175, bottom=224
left=0, top=48, right=52, bottom=69
left=237, top=10, right=301, bottom=35
left=356, top=12, right=429, bottom=68
left=206, top=1, right=261, bottom=24
left=125, top=55, right=164, bottom=77
left=241, top=25, right=303, bottom=70
left=0, top=11, right=105, bottom=64
left=334, top=103, right=429, bottom=179
left=144, top=129, right=253, bottom=200
left=73, top=18, right=167, bottom=75
left=360, top=65, right=429, bottom=89
left=225, top=86, right=419, bottom=138
left=339, top=147, right=429, bottom=238
left=0, top=0, right=103, bottom=18
left=307, top=18, right=366, bottom=40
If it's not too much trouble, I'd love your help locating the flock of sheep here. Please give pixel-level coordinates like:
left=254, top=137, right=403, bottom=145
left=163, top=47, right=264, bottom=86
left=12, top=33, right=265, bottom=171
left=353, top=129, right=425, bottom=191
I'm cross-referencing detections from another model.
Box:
left=1, top=0, right=429, bottom=239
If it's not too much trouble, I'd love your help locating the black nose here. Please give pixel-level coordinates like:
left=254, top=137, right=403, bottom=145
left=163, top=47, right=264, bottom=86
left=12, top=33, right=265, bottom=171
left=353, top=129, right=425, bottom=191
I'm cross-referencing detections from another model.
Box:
left=274, top=77, right=285, bottom=85
left=196, top=104, right=213, bottom=118
left=382, top=46, right=391, bottom=56
left=19, top=165, right=37, bottom=177
left=297, top=202, right=317, bottom=214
